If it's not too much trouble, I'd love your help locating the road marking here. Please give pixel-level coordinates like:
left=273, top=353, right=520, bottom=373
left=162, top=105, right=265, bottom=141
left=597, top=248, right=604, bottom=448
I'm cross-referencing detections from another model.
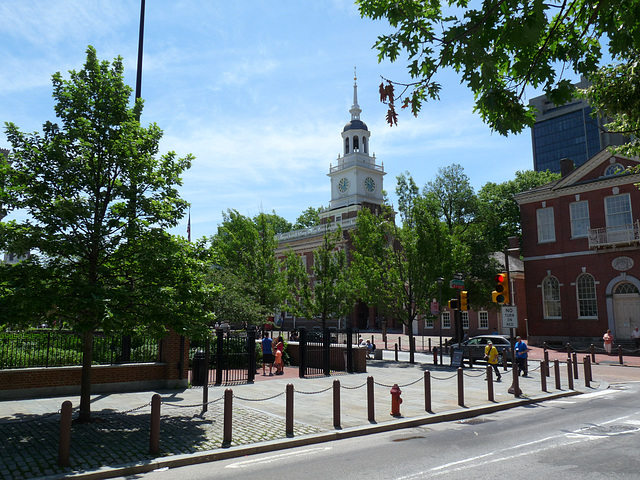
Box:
left=578, top=389, right=618, bottom=399
left=225, top=447, right=332, bottom=469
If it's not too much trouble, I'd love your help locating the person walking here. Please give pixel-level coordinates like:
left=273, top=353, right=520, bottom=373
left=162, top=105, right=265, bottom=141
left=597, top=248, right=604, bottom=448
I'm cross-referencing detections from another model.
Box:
left=631, top=327, right=640, bottom=350
left=603, top=329, right=614, bottom=355
left=484, top=340, right=501, bottom=381
left=274, top=336, right=284, bottom=375
left=261, top=333, right=274, bottom=375
left=514, top=335, right=530, bottom=377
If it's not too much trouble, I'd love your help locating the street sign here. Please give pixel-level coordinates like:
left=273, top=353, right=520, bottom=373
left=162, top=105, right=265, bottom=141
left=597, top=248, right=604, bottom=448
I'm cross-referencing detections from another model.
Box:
left=501, top=305, right=518, bottom=328
left=430, top=301, right=439, bottom=316
left=449, top=279, right=465, bottom=289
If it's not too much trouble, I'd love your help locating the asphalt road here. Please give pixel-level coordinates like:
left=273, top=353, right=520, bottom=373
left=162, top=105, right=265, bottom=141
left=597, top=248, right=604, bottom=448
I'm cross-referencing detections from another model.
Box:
left=125, top=378, right=640, bottom=480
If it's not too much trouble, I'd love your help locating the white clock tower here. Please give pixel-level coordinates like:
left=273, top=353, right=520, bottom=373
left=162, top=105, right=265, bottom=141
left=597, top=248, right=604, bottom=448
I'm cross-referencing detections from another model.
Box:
left=326, top=74, right=385, bottom=214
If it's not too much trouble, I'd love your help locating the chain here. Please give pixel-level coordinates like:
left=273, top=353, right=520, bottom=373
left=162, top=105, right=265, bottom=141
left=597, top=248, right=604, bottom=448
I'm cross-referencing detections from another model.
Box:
left=234, top=391, right=285, bottom=402
left=293, top=385, right=334, bottom=395
left=341, top=382, right=368, bottom=390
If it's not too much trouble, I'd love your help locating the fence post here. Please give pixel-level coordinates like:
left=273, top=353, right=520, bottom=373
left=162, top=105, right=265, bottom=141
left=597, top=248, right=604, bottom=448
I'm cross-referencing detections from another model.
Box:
left=367, top=376, right=375, bottom=422
left=299, top=327, right=307, bottom=378
left=333, top=379, right=341, bottom=429
left=457, top=368, right=464, bottom=407
left=544, top=349, right=550, bottom=376
left=323, top=328, right=331, bottom=376
left=346, top=327, right=353, bottom=374
left=395, top=343, right=399, bottom=362
left=540, top=361, right=547, bottom=392
left=398, top=337, right=402, bottom=351
left=566, top=343, right=572, bottom=357
left=572, top=352, right=579, bottom=379
left=223, top=388, right=233, bottom=447
left=583, top=357, right=591, bottom=388
left=149, top=394, right=161, bottom=455
left=591, top=344, right=596, bottom=363
left=286, top=384, right=294, bottom=437
left=618, top=345, right=624, bottom=365
left=58, top=400, right=72, bottom=467
left=247, top=328, right=256, bottom=383
left=486, top=365, right=494, bottom=402
left=554, top=360, right=561, bottom=390
left=567, top=358, right=574, bottom=390
left=424, top=371, right=432, bottom=413
left=203, top=337, right=210, bottom=412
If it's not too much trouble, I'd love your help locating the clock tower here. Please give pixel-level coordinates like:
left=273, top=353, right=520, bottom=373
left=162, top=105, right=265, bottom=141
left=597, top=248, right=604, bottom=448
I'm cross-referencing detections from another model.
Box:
left=326, top=74, right=385, bottom=216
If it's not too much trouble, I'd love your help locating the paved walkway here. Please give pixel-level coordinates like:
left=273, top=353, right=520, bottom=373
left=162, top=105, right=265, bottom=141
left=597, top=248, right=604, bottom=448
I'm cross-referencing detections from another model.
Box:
left=1, top=346, right=637, bottom=480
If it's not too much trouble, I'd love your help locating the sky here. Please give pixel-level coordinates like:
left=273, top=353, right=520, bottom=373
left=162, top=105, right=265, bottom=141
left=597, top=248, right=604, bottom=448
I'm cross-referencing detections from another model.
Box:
left=0, top=0, right=571, bottom=241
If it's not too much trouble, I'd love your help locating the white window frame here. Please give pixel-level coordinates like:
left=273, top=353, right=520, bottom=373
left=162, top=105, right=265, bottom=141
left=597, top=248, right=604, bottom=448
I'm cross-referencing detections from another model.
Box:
left=479, top=311, right=489, bottom=329
left=442, top=311, right=451, bottom=329
left=570, top=200, right=590, bottom=238
left=424, top=317, right=434, bottom=329
left=576, top=273, right=598, bottom=319
left=537, top=207, right=556, bottom=243
left=605, top=194, right=632, bottom=229
left=542, top=276, right=561, bottom=319
left=461, top=311, right=469, bottom=330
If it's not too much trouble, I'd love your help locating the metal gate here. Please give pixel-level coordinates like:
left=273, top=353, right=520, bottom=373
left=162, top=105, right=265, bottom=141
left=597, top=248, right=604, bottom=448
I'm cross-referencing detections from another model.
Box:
left=298, top=327, right=354, bottom=378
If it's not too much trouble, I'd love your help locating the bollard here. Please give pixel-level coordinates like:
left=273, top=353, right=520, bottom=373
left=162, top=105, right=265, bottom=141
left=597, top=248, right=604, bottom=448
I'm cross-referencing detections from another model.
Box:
left=367, top=376, right=375, bottom=422
left=58, top=400, right=73, bottom=467
left=486, top=365, right=494, bottom=402
left=502, top=349, right=508, bottom=371
left=222, top=388, right=233, bottom=447
left=618, top=345, right=624, bottom=365
left=566, top=343, right=572, bottom=357
left=508, top=364, right=522, bottom=397
left=583, top=357, right=591, bottom=388
left=149, top=394, right=161, bottom=455
left=544, top=349, right=550, bottom=376
left=554, top=360, right=561, bottom=390
left=433, top=346, right=438, bottom=366
left=395, top=343, right=399, bottom=362
left=424, top=371, right=432, bottom=413
left=398, top=337, right=402, bottom=351
left=541, top=361, right=547, bottom=392
left=457, top=368, right=464, bottom=407
left=590, top=344, right=596, bottom=363
left=572, top=352, right=579, bottom=379
left=567, top=358, right=574, bottom=390
left=429, top=338, right=432, bottom=351
left=286, top=384, right=294, bottom=437
left=333, top=379, right=341, bottom=428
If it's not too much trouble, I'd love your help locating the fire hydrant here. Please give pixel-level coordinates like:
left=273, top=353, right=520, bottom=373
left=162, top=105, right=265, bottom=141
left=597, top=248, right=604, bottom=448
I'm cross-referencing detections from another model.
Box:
left=390, top=383, right=403, bottom=417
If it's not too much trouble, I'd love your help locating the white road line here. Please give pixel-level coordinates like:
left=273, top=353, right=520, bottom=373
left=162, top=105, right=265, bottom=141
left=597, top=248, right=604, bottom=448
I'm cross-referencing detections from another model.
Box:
left=225, top=446, right=333, bottom=469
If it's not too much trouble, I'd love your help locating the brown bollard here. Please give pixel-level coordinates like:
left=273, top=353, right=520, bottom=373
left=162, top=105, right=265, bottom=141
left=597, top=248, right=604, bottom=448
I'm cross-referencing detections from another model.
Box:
left=566, top=343, right=572, bottom=357
left=398, top=337, right=402, bottom=351
left=333, top=379, right=341, bottom=429
left=149, top=394, right=161, bottom=455
left=286, top=384, right=294, bottom=437
left=583, top=357, right=591, bottom=388
left=222, top=388, right=233, bottom=447
left=554, top=360, right=561, bottom=390
left=367, top=376, right=375, bottom=422
left=590, top=344, right=596, bottom=363
left=572, top=352, right=579, bottom=379
left=424, top=371, right=432, bottom=413
left=567, top=358, right=574, bottom=390
left=58, top=400, right=72, bottom=467
left=541, top=361, right=547, bottom=392
left=618, top=345, right=624, bottom=365
left=502, top=350, right=508, bottom=371
left=544, top=350, right=550, bottom=376
left=457, top=368, right=464, bottom=407
left=508, top=363, right=522, bottom=397
left=395, top=344, right=399, bottom=362
left=487, top=365, right=494, bottom=402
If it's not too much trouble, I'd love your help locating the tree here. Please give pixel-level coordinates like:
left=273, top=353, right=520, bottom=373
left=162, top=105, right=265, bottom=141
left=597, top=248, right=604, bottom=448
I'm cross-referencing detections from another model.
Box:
left=425, top=164, right=478, bottom=235
left=283, top=225, right=356, bottom=330
left=293, top=206, right=323, bottom=230
left=357, top=0, right=640, bottom=135
left=352, top=178, right=462, bottom=362
left=0, top=47, right=207, bottom=422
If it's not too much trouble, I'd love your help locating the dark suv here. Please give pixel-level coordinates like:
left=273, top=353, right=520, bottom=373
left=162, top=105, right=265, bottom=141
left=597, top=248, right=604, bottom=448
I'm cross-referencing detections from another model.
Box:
left=450, top=335, right=512, bottom=363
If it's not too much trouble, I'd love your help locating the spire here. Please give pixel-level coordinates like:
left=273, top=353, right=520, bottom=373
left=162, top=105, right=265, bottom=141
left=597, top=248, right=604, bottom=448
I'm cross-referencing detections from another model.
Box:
left=350, top=67, right=362, bottom=121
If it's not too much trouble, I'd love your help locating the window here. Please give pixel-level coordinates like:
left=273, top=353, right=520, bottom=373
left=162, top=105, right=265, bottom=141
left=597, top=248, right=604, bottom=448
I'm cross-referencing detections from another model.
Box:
left=542, top=276, right=561, bottom=318
left=570, top=201, right=590, bottom=238
left=424, top=318, right=434, bottom=329
left=462, top=311, right=469, bottom=330
left=344, top=137, right=349, bottom=154
left=362, top=136, right=368, bottom=154
left=577, top=273, right=598, bottom=318
left=479, top=311, right=489, bottom=329
left=353, top=135, right=359, bottom=151
left=605, top=163, right=624, bottom=176
left=537, top=207, right=556, bottom=243
left=442, top=311, right=451, bottom=329
left=605, top=194, right=632, bottom=229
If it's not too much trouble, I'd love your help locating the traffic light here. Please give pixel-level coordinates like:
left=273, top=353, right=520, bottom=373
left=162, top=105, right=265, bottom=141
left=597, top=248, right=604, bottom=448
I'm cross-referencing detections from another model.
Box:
left=448, top=299, right=459, bottom=309
left=460, top=291, right=468, bottom=311
left=492, top=273, right=509, bottom=304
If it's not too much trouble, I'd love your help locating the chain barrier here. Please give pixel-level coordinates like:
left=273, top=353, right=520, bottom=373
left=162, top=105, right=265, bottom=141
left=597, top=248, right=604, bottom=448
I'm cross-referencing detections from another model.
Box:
left=293, top=385, right=334, bottom=395
left=234, top=391, right=286, bottom=402
left=341, top=381, right=368, bottom=390
left=163, top=396, right=224, bottom=409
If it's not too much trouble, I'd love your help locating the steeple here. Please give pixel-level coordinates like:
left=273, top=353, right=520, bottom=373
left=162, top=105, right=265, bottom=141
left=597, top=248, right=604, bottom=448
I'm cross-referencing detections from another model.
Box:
left=350, top=67, right=362, bottom=121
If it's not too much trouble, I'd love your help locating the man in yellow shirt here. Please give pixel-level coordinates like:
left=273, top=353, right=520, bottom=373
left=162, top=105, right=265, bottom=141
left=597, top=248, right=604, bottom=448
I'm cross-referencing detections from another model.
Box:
left=484, top=340, right=502, bottom=381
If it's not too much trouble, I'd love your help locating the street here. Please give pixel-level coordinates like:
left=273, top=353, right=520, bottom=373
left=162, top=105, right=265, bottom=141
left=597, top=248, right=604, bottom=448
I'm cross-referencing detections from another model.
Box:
left=124, top=380, right=640, bottom=480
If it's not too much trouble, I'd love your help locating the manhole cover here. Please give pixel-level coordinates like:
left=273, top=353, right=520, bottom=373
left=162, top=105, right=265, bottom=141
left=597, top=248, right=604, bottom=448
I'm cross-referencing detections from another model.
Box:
left=579, top=424, right=640, bottom=436
left=457, top=418, right=492, bottom=425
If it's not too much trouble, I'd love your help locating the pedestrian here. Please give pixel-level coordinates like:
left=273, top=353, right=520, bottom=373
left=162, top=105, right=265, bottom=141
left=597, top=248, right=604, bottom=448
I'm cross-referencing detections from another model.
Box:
left=261, top=333, right=274, bottom=375
left=603, top=329, right=614, bottom=355
left=631, top=327, right=640, bottom=350
left=274, top=336, right=285, bottom=375
left=514, top=335, right=530, bottom=376
left=484, top=340, right=501, bottom=381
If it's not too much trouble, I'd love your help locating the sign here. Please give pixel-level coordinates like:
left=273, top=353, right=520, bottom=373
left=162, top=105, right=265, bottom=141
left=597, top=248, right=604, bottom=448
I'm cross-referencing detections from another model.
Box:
left=449, top=279, right=465, bottom=289
left=501, top=305, right=518, bottom=328
left=451, top=349, right=464, bottom=367
left=430, top=301, right=439, bottom=316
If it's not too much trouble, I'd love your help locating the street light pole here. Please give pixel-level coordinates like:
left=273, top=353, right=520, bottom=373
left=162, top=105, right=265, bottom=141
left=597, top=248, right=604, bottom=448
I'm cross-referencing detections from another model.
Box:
left=437, top=277, right=443, bottom=365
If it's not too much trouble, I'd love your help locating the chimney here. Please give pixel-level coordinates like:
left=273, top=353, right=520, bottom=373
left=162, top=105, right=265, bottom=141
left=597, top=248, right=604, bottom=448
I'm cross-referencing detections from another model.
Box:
left=559, top=158, right=574, bottom=177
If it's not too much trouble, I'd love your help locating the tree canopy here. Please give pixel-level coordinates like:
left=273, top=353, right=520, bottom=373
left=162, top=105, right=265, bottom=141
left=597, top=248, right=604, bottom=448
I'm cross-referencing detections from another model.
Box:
left=357, top=0, right=640, bottom=135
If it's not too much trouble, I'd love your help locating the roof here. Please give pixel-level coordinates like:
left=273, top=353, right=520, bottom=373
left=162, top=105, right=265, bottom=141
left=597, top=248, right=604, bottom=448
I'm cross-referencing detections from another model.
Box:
left=343, top=119, right=368, bottom=132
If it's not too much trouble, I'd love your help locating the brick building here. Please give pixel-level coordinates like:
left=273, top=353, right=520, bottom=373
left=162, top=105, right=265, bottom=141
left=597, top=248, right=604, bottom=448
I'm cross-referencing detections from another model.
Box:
left=515, top=151, right=640, bottom=345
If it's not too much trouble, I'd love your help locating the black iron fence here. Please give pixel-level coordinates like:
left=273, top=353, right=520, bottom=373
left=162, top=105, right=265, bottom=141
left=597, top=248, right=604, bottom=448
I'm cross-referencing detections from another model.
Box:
left=0, top=329, right=160, bottom=369
left=298, top=327, right=355, bottom=377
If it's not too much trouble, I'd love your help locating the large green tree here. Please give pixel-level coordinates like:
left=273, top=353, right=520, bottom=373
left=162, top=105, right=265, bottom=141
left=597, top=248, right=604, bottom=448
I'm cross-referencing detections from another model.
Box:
left=357, top=0, right=640, bottom=135
left=0, top=47, right=209, bottom=422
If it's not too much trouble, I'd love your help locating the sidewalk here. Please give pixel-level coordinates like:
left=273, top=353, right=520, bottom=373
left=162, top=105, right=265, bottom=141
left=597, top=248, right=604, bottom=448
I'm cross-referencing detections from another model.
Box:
left=0, top=348, right=632, bottom=480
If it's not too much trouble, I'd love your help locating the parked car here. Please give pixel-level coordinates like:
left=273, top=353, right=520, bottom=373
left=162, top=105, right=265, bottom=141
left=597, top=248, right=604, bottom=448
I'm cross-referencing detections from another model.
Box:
left=450, top=335, right=512, bottom=363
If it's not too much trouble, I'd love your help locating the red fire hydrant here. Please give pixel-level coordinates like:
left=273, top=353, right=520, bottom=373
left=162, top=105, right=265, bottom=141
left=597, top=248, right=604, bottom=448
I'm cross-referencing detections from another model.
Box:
left=390, top=383, right=403, bottom=417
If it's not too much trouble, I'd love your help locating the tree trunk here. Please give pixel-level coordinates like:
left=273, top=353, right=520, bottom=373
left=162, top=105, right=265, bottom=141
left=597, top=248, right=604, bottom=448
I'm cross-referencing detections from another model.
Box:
left=78, top=330, right=94, bottom=423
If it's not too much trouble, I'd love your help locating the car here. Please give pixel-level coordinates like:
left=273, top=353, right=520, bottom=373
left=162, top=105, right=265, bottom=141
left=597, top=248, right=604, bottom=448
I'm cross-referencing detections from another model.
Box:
left=450, top=335, right=512, bottom=363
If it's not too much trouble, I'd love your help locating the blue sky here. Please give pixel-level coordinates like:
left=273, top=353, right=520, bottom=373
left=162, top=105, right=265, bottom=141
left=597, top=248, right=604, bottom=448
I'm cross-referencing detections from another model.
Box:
left=0, top=0, right=570, bottom=241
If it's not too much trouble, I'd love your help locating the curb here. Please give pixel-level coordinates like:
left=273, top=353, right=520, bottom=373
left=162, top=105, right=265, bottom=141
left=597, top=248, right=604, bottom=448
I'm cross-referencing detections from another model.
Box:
left=47, top=387, right=589, bottom=480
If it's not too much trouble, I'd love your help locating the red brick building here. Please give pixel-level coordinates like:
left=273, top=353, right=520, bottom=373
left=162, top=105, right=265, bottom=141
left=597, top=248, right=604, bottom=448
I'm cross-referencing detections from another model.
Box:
left=515, top=151, right=640, bottom=345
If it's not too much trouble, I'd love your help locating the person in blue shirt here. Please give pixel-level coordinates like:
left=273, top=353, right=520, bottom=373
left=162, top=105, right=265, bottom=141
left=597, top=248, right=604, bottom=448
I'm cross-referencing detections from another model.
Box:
left=261, top=334, right=274, bottom=376
left=514, top=335, right=530, bottom=377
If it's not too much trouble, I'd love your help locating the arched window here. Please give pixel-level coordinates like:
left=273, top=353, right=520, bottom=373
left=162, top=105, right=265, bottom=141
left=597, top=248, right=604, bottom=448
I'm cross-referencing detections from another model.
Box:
left=605, top=163, right=624, bottom=176
left=353, top=135, right=359, bottom=152
left=362, top=136, right=368, bottom=154
left=542, top=276, right=561, bottom=318
left=576, top=273, right=597, bottom=318
left=344, top=137, right=349, bottom=154
left=614, top=282, right=639, bottom=295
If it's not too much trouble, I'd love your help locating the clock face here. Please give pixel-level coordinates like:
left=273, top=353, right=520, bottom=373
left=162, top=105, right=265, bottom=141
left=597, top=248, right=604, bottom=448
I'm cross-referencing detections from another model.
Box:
left=364, top=176, right=376, bottom=192
left=338, top=177, right=350, bottom=193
